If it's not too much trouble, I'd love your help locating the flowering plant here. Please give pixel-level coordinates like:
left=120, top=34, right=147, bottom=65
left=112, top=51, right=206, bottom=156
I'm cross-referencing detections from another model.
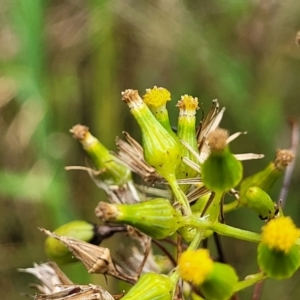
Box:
left=20, top=87, right=298, bottom=300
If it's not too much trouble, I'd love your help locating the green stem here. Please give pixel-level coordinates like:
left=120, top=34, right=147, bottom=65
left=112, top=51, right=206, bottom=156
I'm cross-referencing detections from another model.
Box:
left=207, top=191, right=223, bottom=223
left=168, top=178, right=192, bottom=215
left=212, top=223, right=261, bottom=243
left=223, top=199, right=239, bottom=213
left=188, top=229, right=205, bottom=250
left=183, top=217, right=261, bottom=244
left=234, top=272, right=266, bottom=291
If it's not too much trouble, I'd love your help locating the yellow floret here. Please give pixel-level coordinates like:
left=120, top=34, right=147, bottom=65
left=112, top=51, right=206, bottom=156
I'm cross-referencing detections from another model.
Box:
left=178, top=249, right=214, bottom=285
left=176, top=94, right=199, bottom=112
left=261, top=216, right=300, bottom=253
left=143, top=86, right=171, bottom=107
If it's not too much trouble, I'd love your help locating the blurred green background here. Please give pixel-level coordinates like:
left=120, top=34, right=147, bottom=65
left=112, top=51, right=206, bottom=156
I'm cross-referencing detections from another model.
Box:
left=1, top=1, right=300, bottom=299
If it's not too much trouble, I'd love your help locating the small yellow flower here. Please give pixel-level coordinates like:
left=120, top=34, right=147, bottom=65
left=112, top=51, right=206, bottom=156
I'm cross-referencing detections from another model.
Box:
left=176, top=94, right=199, bottom=113
left=175, top=94, right=199, bottom=192
left=261, top=216, right=300, bottom=253
left=143, top=86, right=171, bottom=107
left=178, top=249, right=213, bottom=285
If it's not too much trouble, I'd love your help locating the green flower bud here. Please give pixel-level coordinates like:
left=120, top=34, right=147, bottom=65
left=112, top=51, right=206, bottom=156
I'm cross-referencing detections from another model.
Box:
left=201, top=129, right=243, bottom=193
left=121, top=89, right=182, bottom=183
left=95, top=198, right=182, bottom=239
left=121, top=273, right=174, bottom=300
left=244, top=186, right=278, bottom=220
left=239, top=149, right=294, bottom=206
left=143, top=86, right=176, bottom=138
left=122, top=89, right=192, bottom=215
left=44, top=220, right=95, bottom=264
left=257, top=243, right=300, bottom=279
left=175, top=95, right=200, bottom=191
left=70, top=124, right=131, bottom=185
left=200, top=262, right=238, bottom=300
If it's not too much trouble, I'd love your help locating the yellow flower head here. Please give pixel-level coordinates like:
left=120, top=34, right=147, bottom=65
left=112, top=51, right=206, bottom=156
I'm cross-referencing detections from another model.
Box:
left=261, top=216, right=300, bottom=253
left=143, top=86, right=171, bottom=107
left=176, top=94, right=199, bottom=114
left=178, top=249, right=214, bottom=285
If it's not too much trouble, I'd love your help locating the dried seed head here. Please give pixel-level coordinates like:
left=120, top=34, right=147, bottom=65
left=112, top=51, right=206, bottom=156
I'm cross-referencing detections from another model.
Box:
left=274, top=149, right=294, bottom=170
left=95, top=202, right=119, bottom=220
left=69, top=124, right=132, bottom=185
left=121, top=89, right=143, bottom=109
left=207, top=128, right=229, bottom=152
left=70, top=124, right=89, bottom=141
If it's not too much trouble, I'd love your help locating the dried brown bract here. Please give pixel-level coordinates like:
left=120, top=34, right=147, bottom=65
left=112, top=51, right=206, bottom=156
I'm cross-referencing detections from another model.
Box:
left=18, top=262, right=73, bottom=294
left=40, top=228, right=137, bottom=284
left=115, top=132, right=161, bottom=183
left=34, top=284, right=115, bottom=300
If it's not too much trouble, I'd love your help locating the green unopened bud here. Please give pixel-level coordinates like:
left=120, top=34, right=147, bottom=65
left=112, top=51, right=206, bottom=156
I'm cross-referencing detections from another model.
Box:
left=244, top=186, right=278, bottom=220
left=239, top=149, right=294, bottom=206
left=121, top=273, right=174, bottom=300
left=201, top=129, right=243, bottom=193
left=122, top=89, right=182, bottom=182
left=200, top=263, right=238, bottom=300
left=176, top=95, right=199, bottom=190
left=44, top=220, right=95, bottom=264
left=95, top=198, right=182, bottom=239
left=143, top=86, right=176, bottom=138
left=70, top=125, right=131, bottom=185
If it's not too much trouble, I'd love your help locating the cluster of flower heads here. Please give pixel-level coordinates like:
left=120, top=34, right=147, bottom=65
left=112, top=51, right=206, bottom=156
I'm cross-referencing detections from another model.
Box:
left=20, top=87, right=299, bottom=300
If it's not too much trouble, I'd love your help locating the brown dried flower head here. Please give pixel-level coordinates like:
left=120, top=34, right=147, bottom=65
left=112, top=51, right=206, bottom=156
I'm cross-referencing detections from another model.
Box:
left=274, top=149, right=294, bottom=170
